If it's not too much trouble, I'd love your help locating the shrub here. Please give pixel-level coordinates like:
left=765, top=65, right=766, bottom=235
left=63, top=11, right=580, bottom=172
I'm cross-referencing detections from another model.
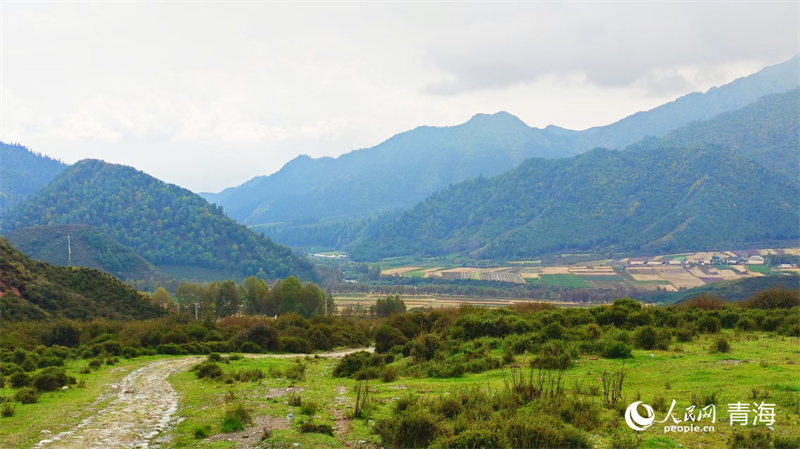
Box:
left=431, top=425, right=508, bottom=449
left=381, top=365, right=399, bottom=383
left=193, top=426, right=208, bottom=439
left=121, top=347, right=140, bottom=359
left=602, top=341, right=632, bottom=359
left=531, top=340, right=573, bottom=370
left=32, top=367, right=70, bottom=392
left=775, top=435, right=800, bottom=449
left=393, top=411, right=444, bottom=449
left=287, top=393, right=302, bottom=406
left=505, top=414, right=590, bottom=449
left=633, top=326, right=659, bottom=350
left=41, top=321, right=81, bottom=347
left=375, top=324, right=409, bottom=354
left=333, top=351, right=385, bottom=378
left=14, top=387, right=39, bottom=404
left=1, top=402, right=15, bottom=418
left=300, top=401, right=318, bottom=415
left=697, top=316, right=721, bottom=334
left=711, top=337, right=731, bottom=354
left=742, top=287, right=800, bottom=309
left=426, top=361, right=465, bottom=378
left=300, top=422, right=334, bottom=436
left=195, top=362, right=223, bottom=379
left=234, top=323, right=281, bottom=352
left=432, top=396, right=463, bottom=419
left=156, top=343, right=186, bottom=355
left=9, top=372, right=30, bottom=388
left=610, top=430, right=642, bottom=449
left=284, top=360, right=306, bottom=380
left=728, top=429, right=772, bottom=449
left=675, top=328, right=693, bottom=342
left=208, top=353, right=222, bottom=362
left=281, top=337, right=312, bottom=354
left=238, top=342, right=263, bottom=353
left=221, top=403, right=252, bottom=433
left=736, top=317, right=758, bottom=332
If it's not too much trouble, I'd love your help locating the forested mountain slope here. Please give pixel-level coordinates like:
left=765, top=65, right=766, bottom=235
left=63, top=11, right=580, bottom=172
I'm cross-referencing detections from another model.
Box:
left=1, top=160, right=317, bottom=281
left=627, top=88, right=800, bottom=177
left=0, top=142, right=67, bottom=214
left=4, top=225, right=164, bottom=282
left=350, top=147, right=799, bottom=260
left=204, top=56, right=798, bottom=226
left=0, top=238, right=167, bottom=322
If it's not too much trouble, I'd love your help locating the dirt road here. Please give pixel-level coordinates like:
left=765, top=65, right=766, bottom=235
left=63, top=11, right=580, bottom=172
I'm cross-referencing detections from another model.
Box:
left=32, top=348, right=371, bottom=449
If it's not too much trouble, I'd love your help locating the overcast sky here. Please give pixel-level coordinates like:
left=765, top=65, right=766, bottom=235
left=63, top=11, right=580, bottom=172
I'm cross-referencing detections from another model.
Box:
left=2, top=2, right=797, bottom=193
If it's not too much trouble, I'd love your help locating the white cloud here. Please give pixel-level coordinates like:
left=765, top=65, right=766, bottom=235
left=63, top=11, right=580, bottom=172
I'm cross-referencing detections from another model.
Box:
left=1, top=2, right=797, bottom=192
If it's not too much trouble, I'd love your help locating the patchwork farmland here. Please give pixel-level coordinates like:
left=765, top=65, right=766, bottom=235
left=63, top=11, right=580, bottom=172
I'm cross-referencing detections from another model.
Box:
left=379, top=247, right=799, bottom=292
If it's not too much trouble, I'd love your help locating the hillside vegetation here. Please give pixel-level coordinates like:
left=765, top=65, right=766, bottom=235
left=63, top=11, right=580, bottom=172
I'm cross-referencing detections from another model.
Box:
left=0, top=142, right=66, bottom=215
left=3, top=225, right=164, bottom=282
left=350, top=147, right=799, bottom=260
left=0, top=160, right=317, bottom=281
left=0, top=238, right=167, bottom=322
left=628, top=88, right=800, bottom=178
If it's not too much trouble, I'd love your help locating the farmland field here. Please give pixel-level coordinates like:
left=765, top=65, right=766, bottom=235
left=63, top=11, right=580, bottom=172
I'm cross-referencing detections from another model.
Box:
left=539, top=274, right=590, bottom=288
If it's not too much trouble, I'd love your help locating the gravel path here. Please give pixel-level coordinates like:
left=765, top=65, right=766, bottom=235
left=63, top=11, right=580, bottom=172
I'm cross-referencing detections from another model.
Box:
left=30, top=348, right=372, bottom=449
left=33, top=357, right=200, bottom=449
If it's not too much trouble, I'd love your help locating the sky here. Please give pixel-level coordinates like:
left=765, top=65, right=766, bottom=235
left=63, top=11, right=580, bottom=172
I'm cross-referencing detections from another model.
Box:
left=2, top=2, right=798, bottom=193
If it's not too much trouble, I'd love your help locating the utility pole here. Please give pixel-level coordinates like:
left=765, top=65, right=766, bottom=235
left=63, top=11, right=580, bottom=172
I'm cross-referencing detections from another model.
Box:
left=67, top=235, right=72, bottom=266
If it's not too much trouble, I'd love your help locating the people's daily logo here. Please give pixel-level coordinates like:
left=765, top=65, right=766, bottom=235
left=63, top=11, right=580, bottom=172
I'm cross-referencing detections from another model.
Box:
left=624, top=400, right=777, bottom=434
left=625, top=401, right=655, bottom=431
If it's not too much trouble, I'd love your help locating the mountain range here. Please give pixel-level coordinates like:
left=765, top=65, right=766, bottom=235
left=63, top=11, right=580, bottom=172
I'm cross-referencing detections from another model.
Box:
left=202, top=56, right=799, bottom=227
left=349, top=144, right=799, bottom=261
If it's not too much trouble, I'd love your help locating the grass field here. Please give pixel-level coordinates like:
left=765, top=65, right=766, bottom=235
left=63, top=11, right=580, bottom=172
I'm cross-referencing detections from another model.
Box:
left=747, top=265, right=774, bottom=275
left=164, top=331, right=798, bottom=448
left=2, top=330, right=797, bottom=449
left=540, top=274, right=590, bottom=288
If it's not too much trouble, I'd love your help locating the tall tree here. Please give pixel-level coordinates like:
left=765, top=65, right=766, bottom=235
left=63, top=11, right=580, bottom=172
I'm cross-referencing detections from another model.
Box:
left=216, top=280, right=240, bottom=317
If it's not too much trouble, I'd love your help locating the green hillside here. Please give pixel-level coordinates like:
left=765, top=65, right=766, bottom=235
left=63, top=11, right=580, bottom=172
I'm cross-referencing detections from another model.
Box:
left=0, top=142, right=67, bottom=214
left=350, top=147, right=799, bottom=261
left=1, top=160, right=317, bottom=281
left=3, top=225, right=164, bottom=281
left=628, top=89, right=800, bottom=177
left=0, top=238, right=167, bottom=322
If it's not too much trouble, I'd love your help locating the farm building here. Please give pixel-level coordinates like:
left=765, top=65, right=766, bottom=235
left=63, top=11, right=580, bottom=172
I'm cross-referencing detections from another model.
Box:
left=747, top=255, right=765, bottom=265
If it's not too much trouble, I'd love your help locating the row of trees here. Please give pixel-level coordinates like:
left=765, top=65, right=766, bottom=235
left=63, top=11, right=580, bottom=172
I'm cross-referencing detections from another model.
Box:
left=152, top=276, right=333, bottom=319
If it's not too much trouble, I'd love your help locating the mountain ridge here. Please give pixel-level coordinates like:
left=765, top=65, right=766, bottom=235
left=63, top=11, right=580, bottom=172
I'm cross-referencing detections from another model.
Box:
left=203, top=56, right=799, bottom=226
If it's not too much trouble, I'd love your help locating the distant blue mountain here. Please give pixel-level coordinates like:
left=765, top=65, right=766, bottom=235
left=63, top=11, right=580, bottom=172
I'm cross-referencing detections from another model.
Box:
left=204, top=56, right=799, bottom=226
left=0, top=142, right=67, bottom=214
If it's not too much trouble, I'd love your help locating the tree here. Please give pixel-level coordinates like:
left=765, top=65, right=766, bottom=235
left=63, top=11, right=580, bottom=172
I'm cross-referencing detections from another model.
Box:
left=152, top=287, right=172, bottom=309
left=298, top=282, right=325, bottom=318
left=216, top=280, right=240, bottom=317
left=375, top=295, right=406, bottom=317
left=279, top=276, right=302, bottom=315
left=242, top=276, right=269, bottom=314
